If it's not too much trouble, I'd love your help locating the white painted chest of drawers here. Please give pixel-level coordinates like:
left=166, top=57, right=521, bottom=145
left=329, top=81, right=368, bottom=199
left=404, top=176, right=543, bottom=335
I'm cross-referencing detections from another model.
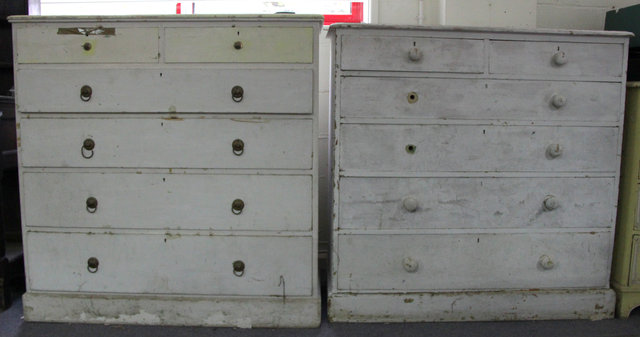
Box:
left=328, top=24, right=631, bottom=322
left=10, top=15, right=322, bottom=328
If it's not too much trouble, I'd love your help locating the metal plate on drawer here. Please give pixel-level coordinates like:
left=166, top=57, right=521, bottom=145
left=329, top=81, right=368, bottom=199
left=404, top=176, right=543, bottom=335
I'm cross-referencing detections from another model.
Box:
left=15, top=26, right=159, bottom=64
left=336, top=232, right=611, bottom=291
left=340, top=35, right=484, bottom=73
left=23, top=173, right=312, bottom=231
left=165, top=27, right=313, bottom=63
left=341, top=77, right=622, bottom=122
left=20, top=117, right=312, bottom=169
left=340, top=124, right=618, bottom=173
left=16, top=68, right=312, bottom=114
left=339, top=177, right=616, bottom=230
left=489, top=40, right=624, bottom=78
left=27, top=232, right=312, bottom=296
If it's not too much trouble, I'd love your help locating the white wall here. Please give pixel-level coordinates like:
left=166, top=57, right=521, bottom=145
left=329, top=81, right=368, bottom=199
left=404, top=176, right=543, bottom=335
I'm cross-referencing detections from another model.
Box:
left=538, top=0, right=640, bottom=29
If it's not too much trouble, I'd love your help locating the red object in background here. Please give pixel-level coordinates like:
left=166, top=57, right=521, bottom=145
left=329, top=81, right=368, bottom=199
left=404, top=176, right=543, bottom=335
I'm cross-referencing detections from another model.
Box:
left=176, top=2, right=181, bottom=14
left=324, top=2, right=363, bottom=25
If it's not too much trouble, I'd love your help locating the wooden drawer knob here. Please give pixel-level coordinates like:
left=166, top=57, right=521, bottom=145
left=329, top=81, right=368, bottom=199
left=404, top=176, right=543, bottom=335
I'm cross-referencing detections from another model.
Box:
left=546, top=144, right=563, bottom=159
left=552, top=51, right=568, bottom=66
left=408, top=47, right=423, bottom=62
left=538, top=255, right=555, bottom=270
left=233, top=41, right=243, bottom=50
left=542, top=195, right=559, bottom=211
left=402, top=197, right=419, bottom=212
left=402, top=257, right=419, bottom=273
left=82, top=42, right=93, bottom=51
left=551, top=93, right=567, bottom=108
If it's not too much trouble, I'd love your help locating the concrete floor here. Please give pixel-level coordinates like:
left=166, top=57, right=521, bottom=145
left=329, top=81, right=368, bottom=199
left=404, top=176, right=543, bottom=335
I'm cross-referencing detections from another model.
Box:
left=1, top=293, right=639, bottom=337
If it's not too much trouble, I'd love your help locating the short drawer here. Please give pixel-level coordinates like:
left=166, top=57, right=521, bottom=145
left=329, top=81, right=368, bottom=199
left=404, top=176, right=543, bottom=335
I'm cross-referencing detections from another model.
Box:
left=339, top=177, right=615, bottom=230
left=489, top=40, right=624, bottom=78
left=341, top=77, right=622, bottom=122
left=336, top=232, right=611, bottom=291
left=16, top=68, right=312, bottom=113
left=23, top=173, right=312, bottom=231
left=27, top=232, right=312, bottom=296
left=340, top=124, right=618, bottom=173
left=340, top=35, right=484, bottom=73
left=20, top=117, right=312, bottom=169
left=165, top=27, right=313, bottom=63
left=15, top=25, right=159, bottom=64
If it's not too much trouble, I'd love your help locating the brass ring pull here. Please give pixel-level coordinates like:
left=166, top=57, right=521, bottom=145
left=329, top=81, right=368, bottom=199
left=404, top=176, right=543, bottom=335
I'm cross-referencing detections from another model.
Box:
left=80, top=85, right=92, bottom=102
left=232, top=199, right=244, bottom=215
left=81, top=138, right=95, bottom=159
left=86, top=197, right=98, bottom=213
left=87, top=257, right=99, bottom=273
left=233, top=260, right=245, bottom=277
left=232, top=139, right=244, bottom=156
left=231, top=85, right=244, bottom=102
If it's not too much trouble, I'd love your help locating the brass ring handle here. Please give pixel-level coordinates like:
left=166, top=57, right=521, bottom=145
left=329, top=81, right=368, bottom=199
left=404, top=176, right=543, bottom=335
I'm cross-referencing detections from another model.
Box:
left=81, top=138, right=95, bottom=159
left=87, top=257, right=99, bottom=273
left=86, top=197, right=98, bottom=213
left=231, top=199, right=245, bottom=215
left=407, top=92, right=418, bottom=104
left=80, top=85, right=92, bottom=102
left=231, top=85, right=244, bottom=103
left=83, top=42, right=93, bottom=51
left=232, top=139, right=244, bottom=156
left=233, top=41, right=243, bottom=50
left=233, top=260, right=245, bottom=277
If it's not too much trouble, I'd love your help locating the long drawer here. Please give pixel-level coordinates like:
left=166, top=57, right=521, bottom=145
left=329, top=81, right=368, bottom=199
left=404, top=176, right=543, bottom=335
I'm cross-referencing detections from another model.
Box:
left=16, top=68, right=312, bottom=114
left=165, top=27, right=313, bottom=63
left=340, top=124, right=618, bottom=173
left=15, top=25, right=159, bottom=64
left=336, top=233, right=611, bottom=291
left=20, top=117, right=312, bottom=169
left=339, top=35, right=484, bottom=73
left=339, top=177, right=615, bottom=230
left=340, top=77, right=622, bottom=122
left=23, top=172, right=312, bottom=231
left=489, top=40, right=624, bottom=78
left=26, top=232, right=312, bottom=296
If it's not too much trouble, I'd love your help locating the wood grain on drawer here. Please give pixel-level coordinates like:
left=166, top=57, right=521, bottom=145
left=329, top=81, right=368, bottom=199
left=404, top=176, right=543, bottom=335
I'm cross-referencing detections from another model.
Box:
left=15, top=26, right=159, bottom=64
left=27, top=232, right=312, bottom=296
left=489, top=40, right=624, bottom=78
left=20, top=118, right=312, bottom=169
left=340, top=124, right=617, bottom=173
left=340, top=35, right=484, bottom=73
left=23, top=173, right=311, bottom=231
left=337, top=233, right=610, bottom=291
left=16, top=68, right=312, bottom=113
left=165, top=27, right=313, bottom=63
left=341, top=77, right=621, bottom=122
left=339, top=177, right=615, bottom=230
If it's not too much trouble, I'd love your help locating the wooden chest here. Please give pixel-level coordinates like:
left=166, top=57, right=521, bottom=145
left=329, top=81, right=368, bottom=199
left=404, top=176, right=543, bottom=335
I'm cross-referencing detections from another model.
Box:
left=10, top=15, right=322, bottom=328
left=328, top=24, right=631, bottom=322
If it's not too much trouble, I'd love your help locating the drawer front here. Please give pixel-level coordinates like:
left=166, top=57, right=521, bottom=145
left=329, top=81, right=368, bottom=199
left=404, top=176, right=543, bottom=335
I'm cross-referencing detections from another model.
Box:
left=165, top=27, right=313, bottom=63
left=341, top=77, right=621, bottom=122
left=340, top=35, right=484, bottom=73
left=15, top=26, right=159, bottom=64
left=16, top=68, right=312, bottom=114
left=21, top=118, right=312, bottom=169
left=339, top=177, right=615, bottom=230
left=631, top=236, right=640, bottom=286
left=24, top=173, right=311, bottom=231
left=27, top=232, right=312, bottom=296
left=337, top=233, right=611, bottom=291
left=340, top=124, right=618, bottom=173
left=489, top=40, right=624, bottom=78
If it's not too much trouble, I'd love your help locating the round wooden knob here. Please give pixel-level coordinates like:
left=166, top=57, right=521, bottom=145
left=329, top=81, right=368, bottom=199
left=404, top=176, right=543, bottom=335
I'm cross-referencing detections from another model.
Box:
left=402, top=197, right=419, bottom=212
left=552, top=51, right=568, bottom=66
left=408, top=47, right=423, bottom=62
left=233, top=41, right=243, bottom=50
left=543, top=195, right=559, bottom=211
left=83, top=42, right=93, bottom=51
left=402, top=257, right=419, bottom=273
left=538, top=255, right=555, bottom=270
left=551, top=93, right=567, bottom=108
left=546, top=144, right=563, bottom=159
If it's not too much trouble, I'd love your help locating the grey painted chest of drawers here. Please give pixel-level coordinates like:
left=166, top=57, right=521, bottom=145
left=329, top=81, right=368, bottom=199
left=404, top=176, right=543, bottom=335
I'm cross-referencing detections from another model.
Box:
left=328, top=24, right=631, bottom=322
left=10, top=15, right=323, bottom=328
